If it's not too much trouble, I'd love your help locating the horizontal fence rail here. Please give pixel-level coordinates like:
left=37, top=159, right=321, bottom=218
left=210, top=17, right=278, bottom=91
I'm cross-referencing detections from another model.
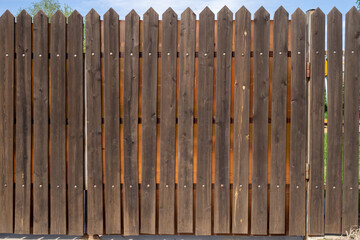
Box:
left=0, top=5, right=359, bottom=237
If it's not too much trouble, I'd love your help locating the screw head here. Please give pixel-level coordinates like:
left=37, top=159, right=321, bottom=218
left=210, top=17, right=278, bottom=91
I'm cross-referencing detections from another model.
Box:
left=110, top=52, right=113, bottom=55
left=332, top=186, right=336, bottom=189
left=184, top=185, right=187, bottom=188
left=57, top=185, right=60, bottom=188
left=258, top=185, right=261, bottom=188
left=22, top=184, right=25, bottom=187
left=94, top=185, right=96, bottom=188
left=22, top=53, right=25, bottom=57
left=350, top=187, right=353, bottom=190
left=316, top=51, right=319, bottom=55
left=129, top=185, right=132, bottom=188
left=147, top=184, right=150, bottom=188
left=202, top=184, right=205, bottom=188
left=220, top=184, right=224, bottom=188
left=4, top=184, right=7, bottom=187
left=56, top=54, right=60, bottom=57
left=239, top=185, right=243, bottom=188
left=204, top=53, right=207, bottom=56
left=92, top=52, right=95, bottom=56
left=5, top=53, right=8, bottom=57
left=149, top=52, right=152, bottom=56
left=39, top=54, right=42, bottom=57
left=186, top=53, right=189, bottom=56
left=351, top=50, right=355, bottom=54
left=130, top=52, right=133, bottom=56
left=166, top=184, right=169, bottom=188
left=315, top=185, right=318, bottom=189
left=74, top=185, right=77, bottom=188
left=297, top=51, right=301, bottom=55
left=276, top=185, right=280, bottom=188
left=39, top=184, right=43, bottom=188
left=242, top=86, right=246, bottom=90
left=111, top=185, right=114, bottom=188
left=167, top=52, right=170, bottom=56
left=241, top=52, right=245, bottom=56
left=279, top=52, right=282, bottom=55
left=296, top=185, right=299, bottom=189
left=333, top=51, right=336, bottom=54
left=260, top=52, right=263, bottom=56
left=223, top=52, right=226, bottom=56
left=74, top=54, right=77, bottom=57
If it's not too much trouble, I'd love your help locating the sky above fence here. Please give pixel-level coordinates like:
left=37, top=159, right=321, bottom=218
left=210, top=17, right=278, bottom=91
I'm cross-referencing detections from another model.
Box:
left=1, top=0, right=357, bottom=17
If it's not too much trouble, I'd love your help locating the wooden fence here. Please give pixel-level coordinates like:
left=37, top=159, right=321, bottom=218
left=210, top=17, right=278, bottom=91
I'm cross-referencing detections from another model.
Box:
left=0, top=5, right=359, bottom=237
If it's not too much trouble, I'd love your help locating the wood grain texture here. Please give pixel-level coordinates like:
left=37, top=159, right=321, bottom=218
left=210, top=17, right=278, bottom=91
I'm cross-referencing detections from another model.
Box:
left=85, top=9, right=103, bottom=235
left=195, top=7, right=214, bottom=236
left=251, top=6, right=270, bottom=236
left=67, top=10, right=84, bottom=235
left=288, top=8, right=306, bottom=236
left=140, top=7, right=158, bottom=235
left=104, top=8, right=121, bottom=234
left=158, top=8, right=177, bottom=235
left=308, top=8, right=325, bottom=236
left=342, top=6, right=360, bottom=234
left=177, top=7, right=195, bottom=233
left=325, top=7, right=342, bottom=235
left=14, top=10, right=32, bottom=234
left=214, top=6, right=232, bottom=234
left=0, top=10, right=14, bottom=234
left=123, top=10, right=140, bottom=236
left=33, top=10, right=49, bottom=234
left=269, top=6, right=288, bottom=235
left=232, top=6, right=251, bottom=234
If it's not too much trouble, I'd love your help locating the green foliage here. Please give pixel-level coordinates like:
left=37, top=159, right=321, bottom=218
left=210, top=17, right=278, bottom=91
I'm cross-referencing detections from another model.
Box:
left=18, top=0, right=73, bottom=18
left=358, top=0, right=360, bottom=10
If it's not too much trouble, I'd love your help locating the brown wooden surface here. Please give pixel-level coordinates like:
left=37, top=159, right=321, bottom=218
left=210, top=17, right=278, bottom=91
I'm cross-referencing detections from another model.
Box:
left=195, top=7, right=214, bottom=236
left=342, top=6, right=360, bottom=234
left=140, top=8, right=158, bottom=235
left=232, top=6, right=251, bottom=234
left=288, top=8, right=306, bottom=236
left=269, top=6, right=288, bottom=234
left=158, top=8, right=177, bottom=235
left=33, top=10, right=49, bottom=234
left=177, top=8, right=196, bottom=233
left=325, top=7, right=342, bottom=235
left=0, top=10, right=14, bottom=234
left=123, top=10, right=140, bottom=236
left=308, top=8, right=325, bottom=236
left=67, top=10, right=84, bottom=235
left=14, top=10, right=32, bottom=234
left=214, top=6, right=232, bottom=234
left=104, top=8, right=121, bottom=234
left=85, top=9, right=104, bottom=235
left=251, top=6, right=270, bottom=235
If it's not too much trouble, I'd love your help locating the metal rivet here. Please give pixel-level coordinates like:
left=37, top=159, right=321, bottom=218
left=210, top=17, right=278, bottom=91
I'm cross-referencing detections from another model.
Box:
left=202, top=184, right=205, bottom=188
left=130, top=52, right=133, bottom=56
left=56, top=54, right=60, bottom=57
left=221, top=184, right=224, bottom=188
left=74, top=54, right=77, bottom=57
left=4, top=184, right=7, bottom=187
left=279, top=52, right=282, bottom=55
left=242, top=86, right=246, bottom=90
left=316, top=51, right=319, bottom=55
left=204, top=53, right=207, bottom=56
left=57, top=185, right=60, bottom=188
left=332, top=186, right=336, bottom=189
left=92, top=52, right=95, bottom=56
left=22, top=184, right=25, bottom=187
left=110, top=52, right=113, bottom=56
left=129, top=185, right=132, bottom=188
left=184, top=185, right=187, bottom=188
left=147, top=184, right=150, bottom=188
left=350, top=187, right=353, bottom=190
left=333, top=51, right=336, bottom=54
left=39, top=184, right=43, bottom=188
left=166, top=184, right=169, bottom=188
left=186, top=53, right=189, bottom=56
left=277, top=185, right=280, bottom=188
left=351, top=50, right=355, bottom=54
left=39, top=54, right=42, bottom=57
left=260, top=52, right=263, bottom=56
left=22, top=54, right=25, bottom=57
left=297, top=51, right=301, bottom=55
left=74, top=185, right=77, bottom=188
left=258, top=185, right=261, bottom=188
left=241, top=52, right=245, bottom=56
left=5, top=53, right=9, bottom=57
left=296, top=185, right=299, bottom=189
left=167, top=52, right=170, bottom=56
left=315, top=185, right=318, bottom=189
left=223, top=52, right=226, bottom=56
left=111, top=185, right=114, bottom=188
left=94, top=185, right=96, bottom=188
left=149, top=52, right=152, bottom=56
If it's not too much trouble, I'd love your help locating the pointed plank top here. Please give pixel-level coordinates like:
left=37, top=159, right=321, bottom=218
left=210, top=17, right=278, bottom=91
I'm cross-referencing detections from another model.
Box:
left=17, top=10, right=31, bottom=19
left=162, top=7, right=177, bottom=19
left=69, top=10, right=82, bottom=20
left=328, top=7, right=341, bottom=16
left=181, top=7, right=195, bottom=18
left=1, top=10, right=14, bottom=20
left=126, top=9, right=139, bottom=20
left=34, top=10, right=47, bottom=19
left=217, top=5, right=233, bottom=18
left=346, top=6, right=360, bottom=17
left=144, top=7, right=158, bottom=18
left=51, top=9, right=65, bottom=22
left=274, top=6, right=288, bottom=18
left=312, top=7, right=325, bottom=18
left=104, top=8, right=119, bottom=19
left=200, top=6, right=214, bottom=18
left=86, top=8, right=100, bottom=19
left=291, top=8, right=305, bottom=19
left=236, top=6, right=250, bottom=17
left=254, top=6, right=270, bottom=20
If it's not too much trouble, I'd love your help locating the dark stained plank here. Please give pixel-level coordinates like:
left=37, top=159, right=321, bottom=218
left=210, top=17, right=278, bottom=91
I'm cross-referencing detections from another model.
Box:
left=269, top=6, right=288, bottom=235
left=177, top=7, right=196, bottom=233
left=158, top=8, right=177, bottom=235
left=342, top=6, right=360, bottom=234
left=14, top=10, right=32, bottom=234
left=0, top=10, right=14, bottom=234
left=195, top=7, right=214, bottom=236
left=33, top=10, right=49, bottom=234
left=104, top=8, right=121, bottom=234
left=288, top=8, right=306, bottom=236
left=123, top=10, right=140, bottom=236
left=68, top=10, right=84, bottom=235
left=233, top=6, right=251, bottom=234
left=325, top=7, right=342, bottom=235
left=140, top=7, right=158, bottom=235
left=308, top=8, right=325, bottom=236
left=251, top=6, right=270, bottom=236
left=50, top=10, right=67, bottom=234
left=85, top=9, right=103, bottom=235
left=214, top=6, right=232, bottom=234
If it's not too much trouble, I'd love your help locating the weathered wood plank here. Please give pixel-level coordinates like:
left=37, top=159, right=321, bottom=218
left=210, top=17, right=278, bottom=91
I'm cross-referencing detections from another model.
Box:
left=342, top=6, right=360, bottom=235
left=14, top=10, right=32, bottom=234
left=33, top=10, right=49, bottom=234
left=233, top=6, right=251, bottom=234
left=325, top=7, right=342, bottom=235
left=214, top=6, right=232, bottom=234
left=289, top=8, right=306, bottom=236
left=159, top=8, right=177, bottom=235
left=308, top=8, right=325, bottom=236
left=140, top=7, right=158, bottom=235
left=68, top=10, right=84, bottom=235
left=104, top=8, right=121, bottom=234
left=50, top=10, right=66, bottom=234
left=177, top=7, right=196, bottom=233
left=195, top=7, right=214, bottom=236
left=251, top=6, right=270, bottom=236
left=123, top=10, right=140, bottom=236
left=85, top=9, right=103, bottom=235
left=269, top=6, right=288, bottom=235
left=0, top=10, right=14, bottom=234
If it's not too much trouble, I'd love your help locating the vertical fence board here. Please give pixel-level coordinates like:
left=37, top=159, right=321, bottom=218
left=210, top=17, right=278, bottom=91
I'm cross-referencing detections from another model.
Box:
left=123, top=10, right=140, bottom=236
left=289, top=8, right=306, bottom=236
left=195, top=7, right=214, bottom=236
left=0, top=10, right=14, bottom=234
left=33, top=10, right=49, bottom=234
left=159, top=8, right=177, bottom=235
left=85, top=9, right=103, bottom=235
left=67, top=10, right=84, bottom=235
left=251, top=7, right=270, bottom=236
left=233, top=6, right=251, bottom=234
left=325, top=7, right=342, bottom=235
left=14, top=10, right=32, bottom=234
left=141, top=7, right=158, bottom=235
left=269, top=6, right=288, bottom=235
left=104, top=8, right=121, bottom=234
left=342, top=6, right=360, bottom=234
left=308, top=8, right=325, bottom=236
left=214, top=6, right=232, bottom=234
left=177, top=7, right=196, bottom=233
